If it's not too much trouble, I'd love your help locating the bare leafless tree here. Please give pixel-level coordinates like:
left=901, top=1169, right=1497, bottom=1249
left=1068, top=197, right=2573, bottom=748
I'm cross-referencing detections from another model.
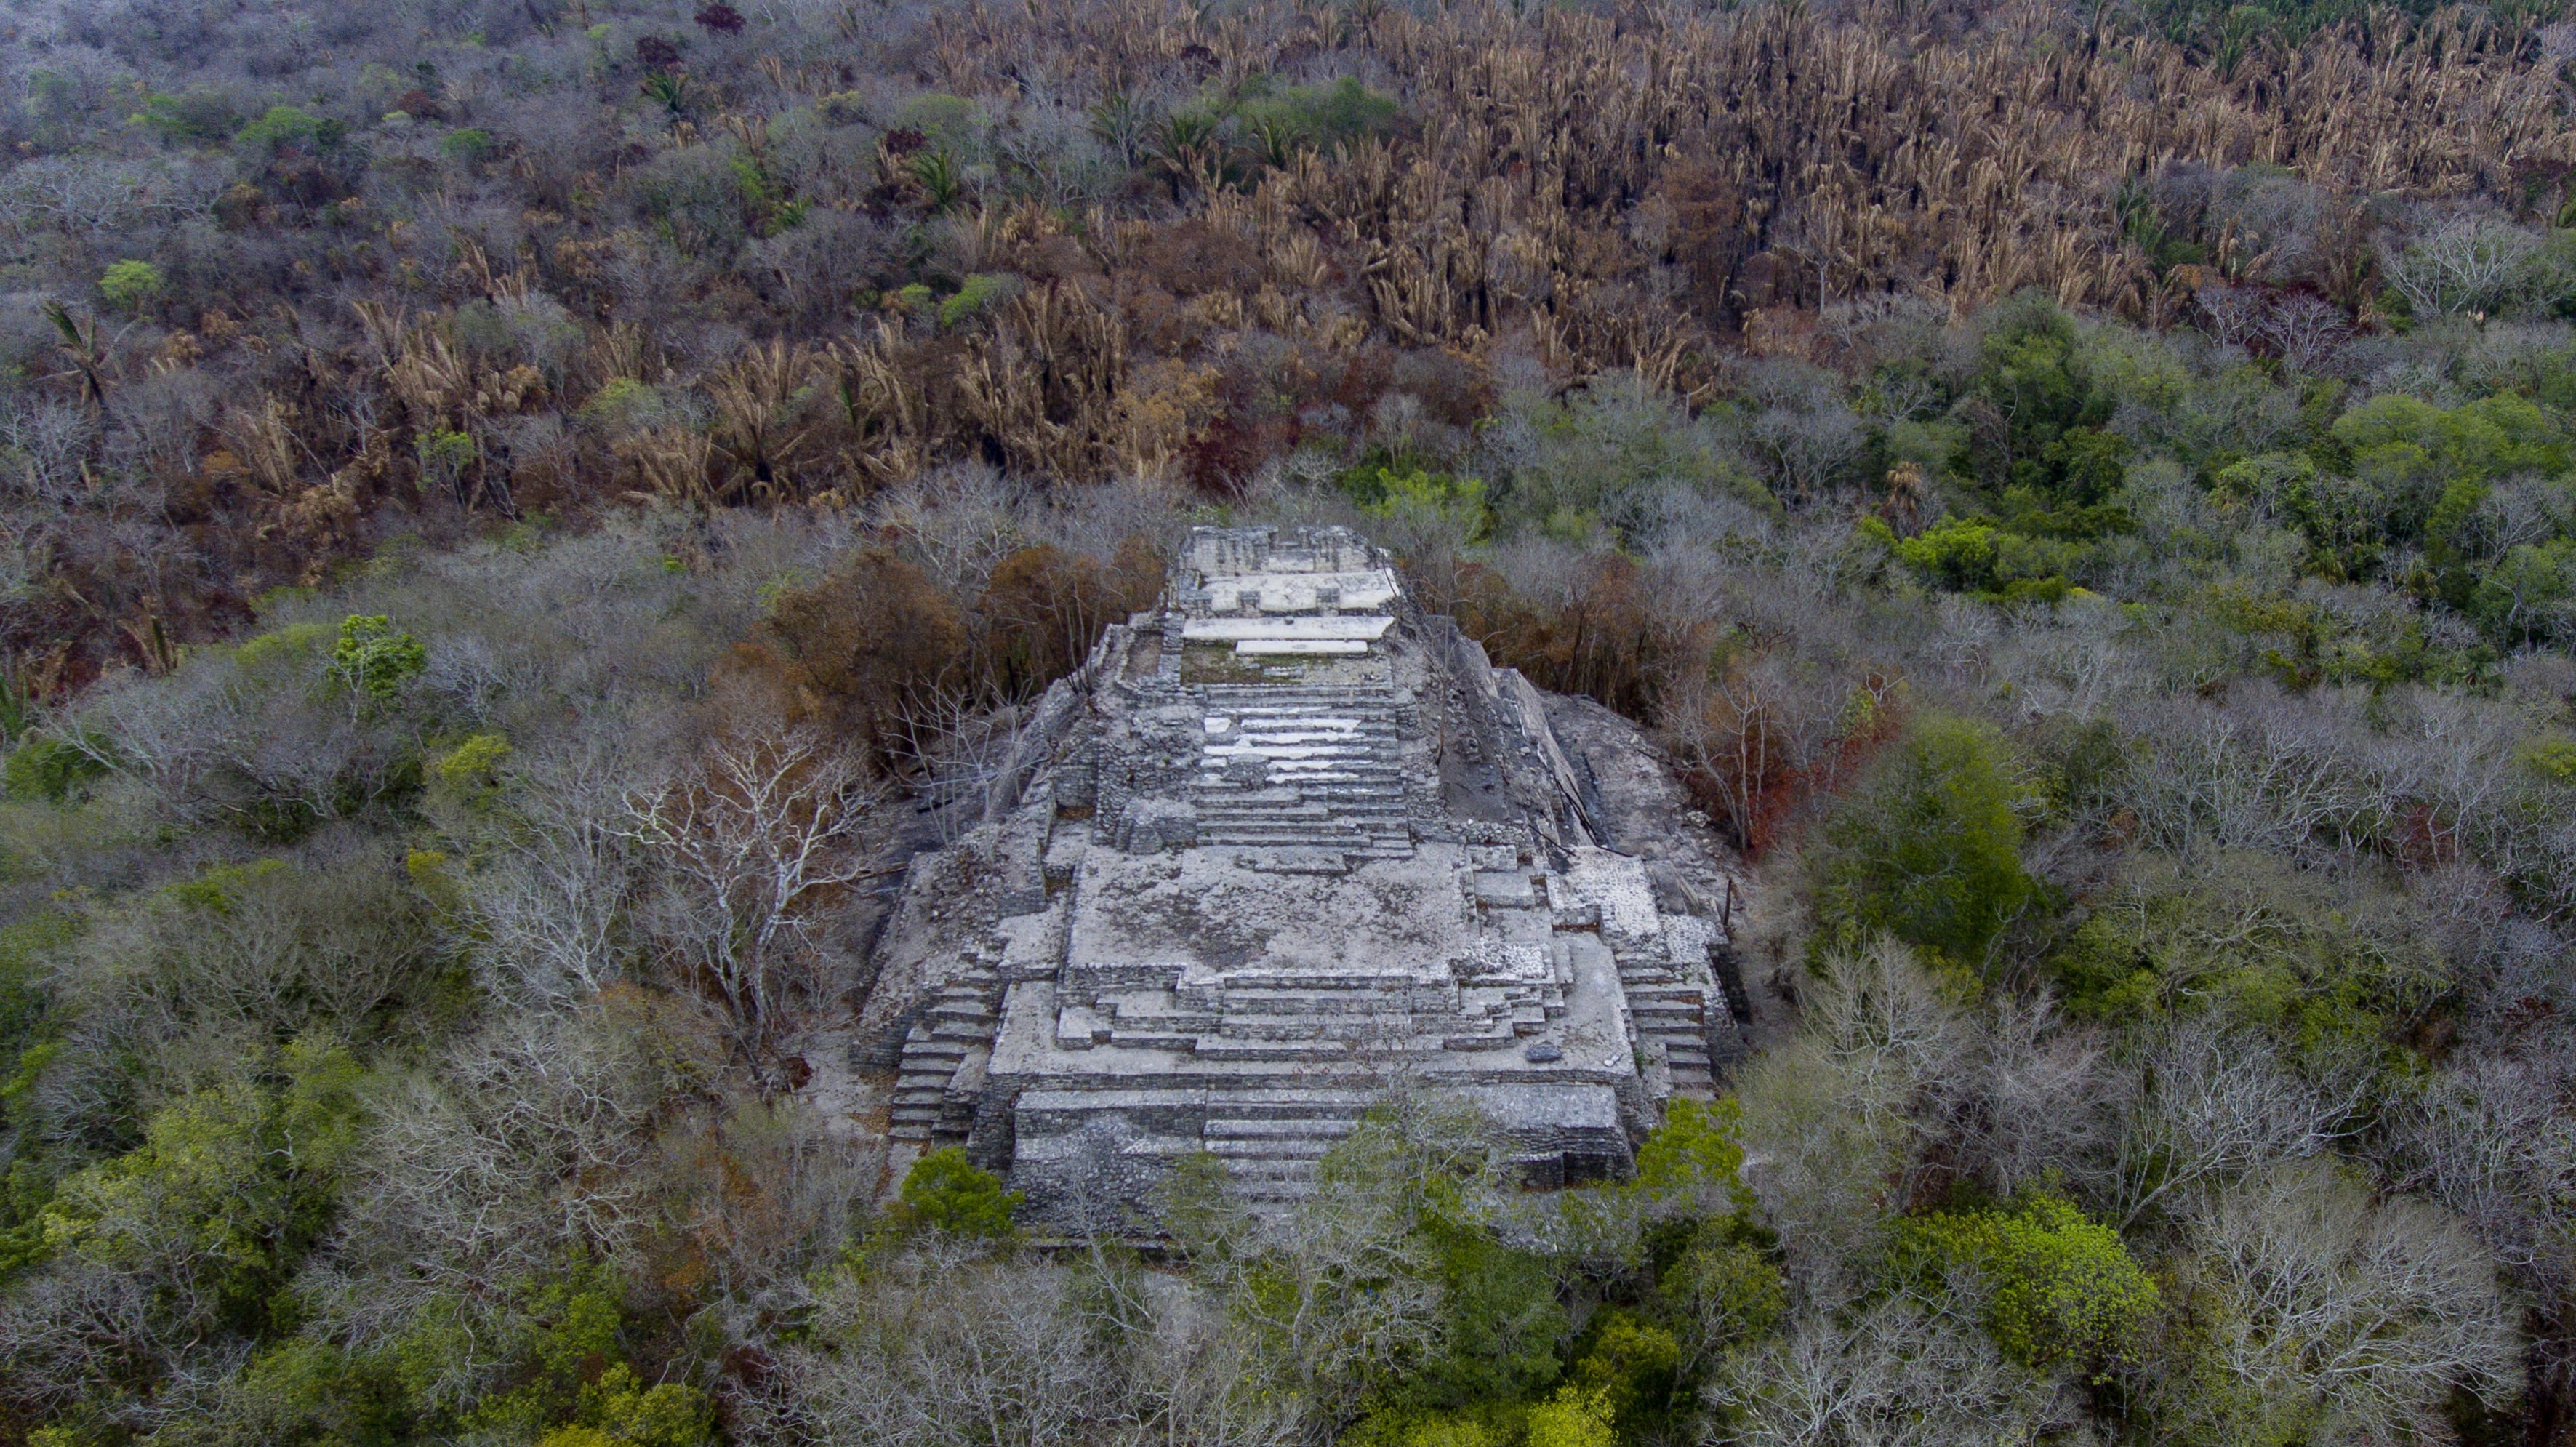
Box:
left=2196, top=280, right=2270, bottom=348
left=2106, top=1022, right=2365, bottom=1231
left=2379, top=208, right=2543, bottom=320
left=893, top=679, right=1040, bottom=844
left=1736, top=941, right=1970, bottom=1296
left=1705, top=1280, right=2088, bottom=1447
left=782, top=1239, right=1126, bottom=1447
left=617, top=724, right=884, bottom=1063
left=2152, top=1160, right=2524, bottom=1444
left=2257, top=294, right=2350, bottom=373
left=2386, top=1051, right=2576, bottom=1318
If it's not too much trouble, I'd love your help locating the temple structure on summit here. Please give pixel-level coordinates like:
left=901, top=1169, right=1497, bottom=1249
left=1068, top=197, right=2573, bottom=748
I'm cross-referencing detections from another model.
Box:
left=855, top=526, right=1747, bottom=1227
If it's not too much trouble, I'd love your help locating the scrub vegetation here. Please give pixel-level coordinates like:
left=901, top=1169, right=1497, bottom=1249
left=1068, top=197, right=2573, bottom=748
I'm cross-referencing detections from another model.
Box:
left=1, top=0, right=2575, bottom=1441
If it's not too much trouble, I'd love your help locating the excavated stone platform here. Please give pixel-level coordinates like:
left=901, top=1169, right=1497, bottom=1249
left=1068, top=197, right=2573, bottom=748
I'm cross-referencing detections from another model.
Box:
left=850, top=526, right=1747, bottom=1231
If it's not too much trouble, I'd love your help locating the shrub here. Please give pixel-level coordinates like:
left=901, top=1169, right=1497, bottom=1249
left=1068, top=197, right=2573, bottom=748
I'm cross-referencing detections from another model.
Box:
left=888, top=1147, right=1019, bottom=1238
left=3, top=732, right=111, bottom=803
left=938, top=271, right=1020, bottom=329
left=579, top=378, right=667, bottom=435
left=1341, top=1410, right=1505, bottom=1447
left=1629, top=1095, right=1752, bottom=1214
left=1809, top=714, right=2036, bottom=974
left=1234, top=76, right=1401, bottom=161
left=1352, top=467, right=1493, bottom=554
left=135, top=89, right=243, bottom=143
left=438, top=127, right=496, bottom=163
left=1898, top=1193, right=2159, bottom=1376
left=97, top=260, right=166, bottom=314
left=233, top=105, right=340, bottom=159
left=329, top=615, right=428, bottom=704
left=2522, top=735, right=2576, bottom=781
left=1874, top=515, right=2079, bottom=602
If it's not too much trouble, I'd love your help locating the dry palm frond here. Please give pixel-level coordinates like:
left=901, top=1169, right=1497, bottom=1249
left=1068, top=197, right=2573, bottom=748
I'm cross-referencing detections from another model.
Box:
left=707, top=337, right=824, bottom=502
left=623, top=425, right=718, bottom=505
left=221, top=396, right=302, bottom=492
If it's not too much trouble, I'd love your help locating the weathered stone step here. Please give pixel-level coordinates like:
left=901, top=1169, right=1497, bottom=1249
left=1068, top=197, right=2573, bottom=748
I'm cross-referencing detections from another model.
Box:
left=1197, top=820, right=1378, bottom=838
left=1195, top=802, right=1406, bottom=819
left=1216, top=984, right=1449, bottom=1007
left=1216, top=716, right=1401, bottom=731
left=1106, top=1030, right=1203, bottom=1050
left=1194, top=1037, right=1446, bottom=1060
left=1205, top=1117, right=1357, bottom=1139
left=1206, top=1137, right=1336, bottom=1158
left=1218, top=1012, right=1416, bottom=1038
left=1625, top=982, right=1709, bottom=999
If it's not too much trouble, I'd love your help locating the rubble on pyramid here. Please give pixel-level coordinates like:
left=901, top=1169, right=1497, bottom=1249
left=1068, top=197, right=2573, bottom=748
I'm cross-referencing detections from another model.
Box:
left=848, top=526, right=1751, bottom=1230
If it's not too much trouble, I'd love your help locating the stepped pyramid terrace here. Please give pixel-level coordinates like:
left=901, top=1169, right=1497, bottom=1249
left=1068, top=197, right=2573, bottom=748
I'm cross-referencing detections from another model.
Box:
left=851, top=526, right=1751, bottom=1229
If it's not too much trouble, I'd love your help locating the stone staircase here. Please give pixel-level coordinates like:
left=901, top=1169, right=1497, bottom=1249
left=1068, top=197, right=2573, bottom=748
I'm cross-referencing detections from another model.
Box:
left=1614, top=950, right=1719, bottom=1099
left=888, top=940, right=1006, bottom=1145
left=1192, top=683, right=1413, bottom=859
left=1199, top=1091, right=1375, bottom=1205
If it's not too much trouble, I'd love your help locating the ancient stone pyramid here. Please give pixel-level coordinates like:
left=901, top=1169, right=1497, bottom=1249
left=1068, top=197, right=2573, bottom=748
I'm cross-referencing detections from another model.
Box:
left=856, top=526, right=1749, bottom=1230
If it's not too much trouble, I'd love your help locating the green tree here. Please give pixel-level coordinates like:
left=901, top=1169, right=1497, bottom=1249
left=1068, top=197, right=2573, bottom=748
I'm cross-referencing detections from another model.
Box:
left=534, top=1364, right=715, bottom=1447
left=1404, top=1216, right=1568, bottom=1409
left=1898, top=1192, right=2159, bottom=1376
left=1524, top=1384, right=1616, bottom=1447
left=1810, top=715, right=2037, bottom=974
left=98, top=260, right=166, bottom=314
left=414, top=428, right=478, bottom=501
left=938, top=271, right=1020, bottom=329
left=4, top=731, right=113, bottom=803
left=2330, top=393, right=2569, bottom=545
left=1972, top=297, right=2119, bottom=504
left=887, top=1147, right=1021, bottom=1238
left=233, top=105, right=341, bottom=157
left=329, top=615, right=428, bottom=705
left=40, top=1038, right=366, bottom=1339
left=1657, top=1224, right=1786, bottom=1374
left=1874, top=516, right=2082, bottom=602
left=438, top=127, right=495, bottom=162
left=1566, top=1308, right=1680, bottom=1440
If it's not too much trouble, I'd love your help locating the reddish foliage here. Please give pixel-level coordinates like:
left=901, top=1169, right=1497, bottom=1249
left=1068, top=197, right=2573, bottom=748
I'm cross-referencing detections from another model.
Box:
left=1131, top=220, right=1264, bottom=297
left=1453, top=553, right=1677, bottom=721
left=1674, top=665, right=1906, bottom=855
left=635, top=34, right=683, bottom=71
left=762, top=549, right=968, bottom=770
left=2388, top=800, right=2463, bottom=870
left=1186, top=412, right=1296, bottom=494
left=975, top=539, right=1162, bottom=696
left=694, top=2, right=747, bottom=34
